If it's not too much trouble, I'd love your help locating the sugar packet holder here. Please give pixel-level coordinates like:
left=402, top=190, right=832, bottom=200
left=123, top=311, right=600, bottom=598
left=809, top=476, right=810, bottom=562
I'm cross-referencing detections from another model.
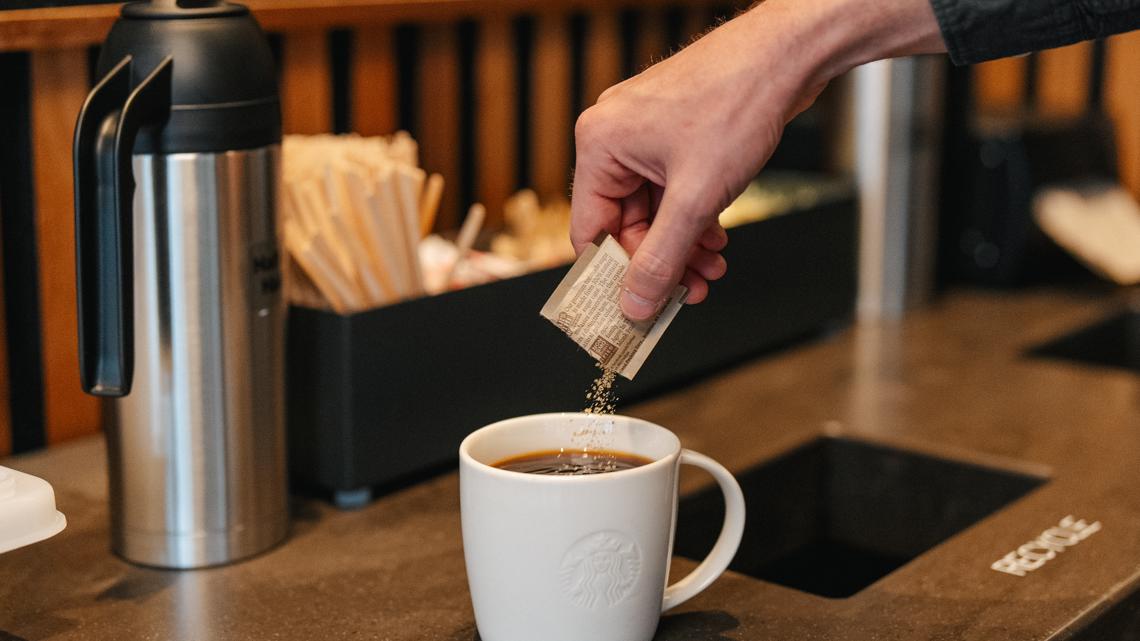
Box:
left=540, top=234, right=687, bottom=380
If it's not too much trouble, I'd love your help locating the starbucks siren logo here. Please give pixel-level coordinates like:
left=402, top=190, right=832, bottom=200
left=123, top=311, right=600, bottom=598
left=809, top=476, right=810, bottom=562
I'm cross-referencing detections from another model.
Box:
left=559, top=530, right=641, bottom=608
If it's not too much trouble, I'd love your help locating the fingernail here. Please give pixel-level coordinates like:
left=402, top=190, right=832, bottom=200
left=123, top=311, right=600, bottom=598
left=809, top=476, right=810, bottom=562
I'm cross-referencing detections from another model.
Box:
left=621, top=288, right=660, bottom=321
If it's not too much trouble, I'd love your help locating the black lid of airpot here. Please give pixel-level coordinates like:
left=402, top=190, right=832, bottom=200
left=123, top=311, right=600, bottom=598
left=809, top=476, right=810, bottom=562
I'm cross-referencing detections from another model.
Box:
left=97, top=1, right=281, bottom=154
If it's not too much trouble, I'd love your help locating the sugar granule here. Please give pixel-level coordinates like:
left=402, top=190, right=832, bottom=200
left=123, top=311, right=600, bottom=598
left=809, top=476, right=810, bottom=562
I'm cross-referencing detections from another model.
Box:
left=570, top=363, right=620, bottom=455
left=583, top=363, right=618, bottom=415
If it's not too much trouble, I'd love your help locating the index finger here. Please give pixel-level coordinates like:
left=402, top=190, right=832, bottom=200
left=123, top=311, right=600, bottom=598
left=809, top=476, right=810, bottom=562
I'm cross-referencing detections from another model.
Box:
left=569, top=128, right=645, bottom=254
left=569, top=166, right=623, bottom=255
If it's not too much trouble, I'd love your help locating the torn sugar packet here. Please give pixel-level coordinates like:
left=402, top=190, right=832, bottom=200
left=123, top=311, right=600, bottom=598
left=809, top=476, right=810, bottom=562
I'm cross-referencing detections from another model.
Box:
left=540, top=234, right=687, bottom=380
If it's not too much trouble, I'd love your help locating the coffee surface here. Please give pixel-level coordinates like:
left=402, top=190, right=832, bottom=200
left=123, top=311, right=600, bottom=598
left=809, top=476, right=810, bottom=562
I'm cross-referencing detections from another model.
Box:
left=493, top=449, right=652, bottom=475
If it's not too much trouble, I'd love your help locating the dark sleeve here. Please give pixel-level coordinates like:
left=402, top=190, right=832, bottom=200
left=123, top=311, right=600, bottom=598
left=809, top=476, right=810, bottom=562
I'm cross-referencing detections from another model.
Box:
left=930, top=0, right=1140, bottom=64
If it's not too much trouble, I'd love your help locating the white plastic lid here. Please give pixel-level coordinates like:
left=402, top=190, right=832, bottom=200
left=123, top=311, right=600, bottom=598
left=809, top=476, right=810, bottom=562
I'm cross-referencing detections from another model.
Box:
left=0, top=465, right=66, bottom=554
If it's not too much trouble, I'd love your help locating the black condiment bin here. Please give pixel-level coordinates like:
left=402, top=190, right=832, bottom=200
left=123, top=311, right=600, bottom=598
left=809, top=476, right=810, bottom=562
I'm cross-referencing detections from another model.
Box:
left=287, top=188, right=857, bottom=507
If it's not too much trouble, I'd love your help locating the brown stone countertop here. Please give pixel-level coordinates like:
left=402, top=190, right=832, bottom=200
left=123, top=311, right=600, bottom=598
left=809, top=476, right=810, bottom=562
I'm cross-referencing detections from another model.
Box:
left=2, top=289, right=1139, bottom=640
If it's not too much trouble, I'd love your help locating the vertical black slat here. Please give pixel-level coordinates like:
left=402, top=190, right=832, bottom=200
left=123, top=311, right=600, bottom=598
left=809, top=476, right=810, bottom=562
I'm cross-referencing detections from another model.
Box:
left=458, top=20, right=477, bottom=212
left=0, top=53, right=47, bottom=454
left=267, top=32, right=285, bottom=96
left=514, top=15, right=534, bottom=191
left=329, top=29, right=352, bottom=134
left=664, top=4, right=687, bottom=53
left=619, top=8, right=638, bottom=78
left=2, top=0, right=119, bottom=6
left=86, top=45, right=102, bottom=87
left=568, top=11, right=588, bottom=172
left=1088, top=39, right=1108, bottom=113
left=395, top=24, right=419, bottom=135
left=935, top=59, right=974, bottom=289
left=1023, top=52, right=1039, bottom=112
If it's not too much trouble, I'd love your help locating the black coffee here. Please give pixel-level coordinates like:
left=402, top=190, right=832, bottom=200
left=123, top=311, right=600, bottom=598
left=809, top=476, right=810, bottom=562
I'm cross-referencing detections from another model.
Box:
left=493, top=449, right=652, bottom=476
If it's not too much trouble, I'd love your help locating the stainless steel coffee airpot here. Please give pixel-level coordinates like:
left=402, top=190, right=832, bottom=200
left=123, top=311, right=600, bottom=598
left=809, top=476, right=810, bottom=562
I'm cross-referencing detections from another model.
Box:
left=73, top=0, right=287, bottom=568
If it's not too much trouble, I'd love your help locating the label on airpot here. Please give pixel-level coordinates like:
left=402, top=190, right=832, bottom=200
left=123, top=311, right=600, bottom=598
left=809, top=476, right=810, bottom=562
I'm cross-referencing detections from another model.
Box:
left=251, top=241, right=282, bottom=317
left=991, top=515, right=1101, bottom=577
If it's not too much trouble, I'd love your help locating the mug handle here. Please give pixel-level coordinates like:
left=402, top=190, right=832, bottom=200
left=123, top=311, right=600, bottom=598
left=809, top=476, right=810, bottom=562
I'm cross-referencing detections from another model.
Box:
left=661, top=449, right=746, bottom=612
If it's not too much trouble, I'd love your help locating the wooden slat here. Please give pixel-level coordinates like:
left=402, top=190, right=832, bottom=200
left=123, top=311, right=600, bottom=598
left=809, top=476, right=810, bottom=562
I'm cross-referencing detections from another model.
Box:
left=0, top=0, right=729, bottom=53
left=417, top=24, right=462, bottom=231
left=281, top=31, right=333, bottom=135
left=475, top=16, right=516, bottom=226
left=974, top=56, right=1027, bottom=113
left=30, top=48, right=101, bottom=445
left=0, top=214, right=10, bottom=458
left=531, top=13, right=572, bottom=202
left=583, top=9, right=622, bottom=107
left=352, top=26, right=399, bottom=136
left=1038, top=42, right=1090, bottom=117
left=1107, top=32, right=1140, bottom=196
left=0, top=4, right=117, bottom=53
left=975, top=37, right=1137, bottom=195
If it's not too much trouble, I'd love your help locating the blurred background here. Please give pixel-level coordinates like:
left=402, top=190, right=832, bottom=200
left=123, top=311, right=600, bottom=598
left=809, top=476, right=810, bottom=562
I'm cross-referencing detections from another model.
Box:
left=0, top=0, right=1136, bottom=459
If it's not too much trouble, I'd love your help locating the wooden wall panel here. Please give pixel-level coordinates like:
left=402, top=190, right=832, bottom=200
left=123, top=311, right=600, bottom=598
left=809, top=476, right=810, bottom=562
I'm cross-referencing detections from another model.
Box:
left=1038, top=42, right=1090, bottom=117
left=352, top=26, right=399, bottom=137
left=532, top=13, right=572, bottom=202
left=281, top=31, right=333, bottom=134
left=475, top=16, right=517, bottom=226
left=1, top=0, right=733, bottom=54
left=975, top=43, right=1092, bottom=117
left=975, top=37, right=1139, bottom=195
left=583, top=9, right=622, bottom=107
left=974, top=55, right=1026, bottom=112
left=30, top=48, right=101, bottom=445
left=417, top=24, right=462, bottom=231
left=1107, top=33, right=1140, bottom=195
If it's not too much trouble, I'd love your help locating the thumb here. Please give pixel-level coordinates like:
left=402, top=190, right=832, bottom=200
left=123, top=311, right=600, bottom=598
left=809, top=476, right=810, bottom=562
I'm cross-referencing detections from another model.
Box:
left=621, top=188, right=708, bottom=321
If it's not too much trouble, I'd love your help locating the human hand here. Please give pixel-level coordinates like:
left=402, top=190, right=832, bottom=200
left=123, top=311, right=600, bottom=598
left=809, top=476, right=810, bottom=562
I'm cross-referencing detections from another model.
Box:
left=569, top=0, right=944, bottom=321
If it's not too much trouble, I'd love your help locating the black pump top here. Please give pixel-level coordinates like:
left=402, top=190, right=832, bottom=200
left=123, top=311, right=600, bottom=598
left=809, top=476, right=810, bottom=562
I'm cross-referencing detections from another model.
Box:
left=98, top=0, right=281, bottom=154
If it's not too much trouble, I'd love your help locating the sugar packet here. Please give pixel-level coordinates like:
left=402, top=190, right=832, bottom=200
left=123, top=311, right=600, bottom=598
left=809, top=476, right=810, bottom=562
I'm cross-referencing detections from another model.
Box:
left=540, top=234, right=687, bottom=380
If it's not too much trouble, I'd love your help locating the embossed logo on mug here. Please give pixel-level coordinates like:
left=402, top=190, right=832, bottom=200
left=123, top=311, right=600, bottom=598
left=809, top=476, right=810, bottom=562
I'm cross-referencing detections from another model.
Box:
left=559, top=530, right=641, bottom=608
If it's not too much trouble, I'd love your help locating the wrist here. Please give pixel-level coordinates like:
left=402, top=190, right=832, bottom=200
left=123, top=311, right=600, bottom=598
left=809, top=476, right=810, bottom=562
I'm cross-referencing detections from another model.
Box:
left=743, top=0, right=946, bottom=89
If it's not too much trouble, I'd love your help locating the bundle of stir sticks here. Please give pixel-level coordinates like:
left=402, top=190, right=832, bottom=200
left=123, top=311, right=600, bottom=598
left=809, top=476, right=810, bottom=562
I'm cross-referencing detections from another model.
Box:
left=282, top=133, right=444, bottom=313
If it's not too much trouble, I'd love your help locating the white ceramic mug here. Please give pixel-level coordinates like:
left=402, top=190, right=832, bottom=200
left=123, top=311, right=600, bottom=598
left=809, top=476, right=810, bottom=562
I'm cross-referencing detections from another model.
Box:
left=459, top=413, right=745, bottom=641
